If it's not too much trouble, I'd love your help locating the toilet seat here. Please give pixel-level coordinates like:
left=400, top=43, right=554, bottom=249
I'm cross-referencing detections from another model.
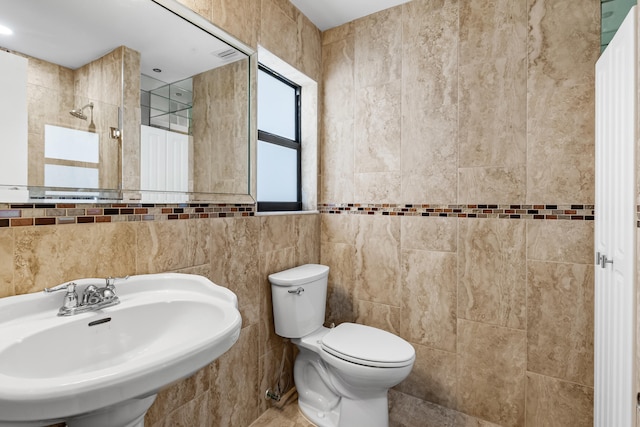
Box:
left=320, top=323, right=415, bottom=368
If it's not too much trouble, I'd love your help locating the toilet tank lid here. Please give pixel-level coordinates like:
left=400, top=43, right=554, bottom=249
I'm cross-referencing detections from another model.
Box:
left=268, top=264, right=329, bottom=286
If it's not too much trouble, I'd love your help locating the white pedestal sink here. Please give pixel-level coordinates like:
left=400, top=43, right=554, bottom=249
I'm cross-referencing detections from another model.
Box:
left=0, top=273, right=242, bottom=427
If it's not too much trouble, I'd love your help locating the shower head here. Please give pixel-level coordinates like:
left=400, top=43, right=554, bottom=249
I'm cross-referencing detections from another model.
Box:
left=69, top=102, right=94, bottom=120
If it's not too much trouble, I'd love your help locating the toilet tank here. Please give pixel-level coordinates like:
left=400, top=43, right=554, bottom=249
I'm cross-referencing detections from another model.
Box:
left=268, top=264, right=329, bottom=338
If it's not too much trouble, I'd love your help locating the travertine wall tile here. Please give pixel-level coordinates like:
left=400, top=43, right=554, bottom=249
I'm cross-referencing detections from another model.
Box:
left=318, top=0, right=598, bottom=424
left=353, top=215, right=401, bottom=305
left=458, top=60, right=526, bottom=168
left=321, top=118, right=354, bottom=204
left=321, top=242, right=356, bottom=326
left=136, top=220, right=190, bottom=274
left=322, top=36, right=355, bottom=121
left=354, top=171, right=401, bottom=204
left=294, top=214, right=320, bottom=266
left=527, top=82, right=596, bottom=204
left=354, top=7, right=402, bottom=88
left=528, top=0, right=598, bottom=87
left=526, top=0, right=599, bottom=204
left=146, top=366, right=209, bottom=425
left=192, top=60, right=250, bottom=194
left=156, top=392, right=210, bottom=427
left=14, top=222, right=137, bottom=294
left=457, top=320, right=526, bottom=427
left=401, top=77, right=457, bottom=204
left=401, top=216, right=457, bottom=253
left=394, top=344, right=457, bottom=409
left=402, top=0, right=458, bottom=85
left=458, top=166, right=526, bottom=204
left=458, top=219, right=526, bottom=329
left=401, top=249, right=457, bottom=352
left=320, top=213, right=356, bottom=244
left=527, top=219, right=594, bottom=265
left=297, top=13, right=322, bottom=82
left=0, top=228, right=14, bottom=298
left=388, top=389, right=504, bottom=427
left=259, top=247, right=296, bottom=356
left=355, top=300, right=400, bottom=334
left=210, top=217, right=261, bottom=325
left=322, top=22, right=354, bottom=46
left=260, top=214, right=297, bottom=252
left=458, top=0, right=527, bottom=169
left=321, top=27, right=355, bottom=204
left=260, top=0, right=298, bottom=70
left=209, top=324, right=260, bottom=426
left=258, top=339, right=295, bottom=414
left=176, top=0, right=211, bottom=21
left=186, top=218, right=211, bottom=267
left=211, top=0, right=260, bottom=48
left=355, top=81, right=401, bottom=174
left=525, top=372, right=594, bottom=427
left=527, top=261, right=594, bottom=386
left=401, top=0, right=458, bottom=205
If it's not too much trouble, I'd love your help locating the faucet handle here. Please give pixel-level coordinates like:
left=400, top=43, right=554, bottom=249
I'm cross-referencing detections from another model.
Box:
left=44, top=282, right=77, bottom=293
left=44, top=282, right=78, bottom=310
left=106, top=275, right=129, bottom=287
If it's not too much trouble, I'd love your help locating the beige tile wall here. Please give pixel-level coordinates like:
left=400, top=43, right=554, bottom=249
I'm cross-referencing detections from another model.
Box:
left=6, top=0, right=602, bottom=426
left=1, top=213, right=319, bottom=427
left=3, top=0, right=322, bottom=426
left=321, top=0, right=598, bottom=426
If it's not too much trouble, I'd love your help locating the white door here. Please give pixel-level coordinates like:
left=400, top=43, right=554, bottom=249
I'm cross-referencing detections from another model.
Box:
left=594, top=6, right=637, bottom=426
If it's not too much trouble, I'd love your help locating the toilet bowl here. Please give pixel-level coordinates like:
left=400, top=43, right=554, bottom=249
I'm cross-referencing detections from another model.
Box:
left=269, top=264, right=415, bottom=427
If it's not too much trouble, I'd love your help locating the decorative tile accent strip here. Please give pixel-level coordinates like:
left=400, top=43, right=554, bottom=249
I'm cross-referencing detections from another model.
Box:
left=319, top=203, right=595, bottom=221
left=0, top=203, right=256, bottom=228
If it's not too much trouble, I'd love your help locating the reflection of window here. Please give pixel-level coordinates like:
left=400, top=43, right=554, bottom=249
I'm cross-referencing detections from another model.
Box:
left=44, top=125, right=99, bottom=190
left=257, top=65, right=301, bottom=212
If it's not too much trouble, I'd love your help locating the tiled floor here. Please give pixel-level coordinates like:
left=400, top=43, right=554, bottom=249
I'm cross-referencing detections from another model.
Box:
left=250, top=390, right=502, bottom=427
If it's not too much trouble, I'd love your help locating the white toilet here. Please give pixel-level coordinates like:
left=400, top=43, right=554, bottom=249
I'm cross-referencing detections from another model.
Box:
left=269, top=264, right=415, bottom=427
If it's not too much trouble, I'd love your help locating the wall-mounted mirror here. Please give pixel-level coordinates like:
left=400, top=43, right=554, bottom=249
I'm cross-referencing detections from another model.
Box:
left=0, top=0, right=254, bottom=203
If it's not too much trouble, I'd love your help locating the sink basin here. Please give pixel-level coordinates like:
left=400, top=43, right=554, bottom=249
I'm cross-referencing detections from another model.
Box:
left=0, top=273, right=242, bottom=427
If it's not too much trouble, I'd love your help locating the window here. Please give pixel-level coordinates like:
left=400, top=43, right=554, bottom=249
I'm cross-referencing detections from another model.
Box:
left=257, top=65, right=302, bottom=211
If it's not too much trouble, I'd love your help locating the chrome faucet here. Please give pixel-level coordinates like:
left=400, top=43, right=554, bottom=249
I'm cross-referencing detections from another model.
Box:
left=44, top=276, right=128, bottom=316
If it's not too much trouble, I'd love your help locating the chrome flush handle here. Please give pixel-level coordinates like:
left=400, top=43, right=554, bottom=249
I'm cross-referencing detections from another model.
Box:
left=287, top=287, right=305, bottom=295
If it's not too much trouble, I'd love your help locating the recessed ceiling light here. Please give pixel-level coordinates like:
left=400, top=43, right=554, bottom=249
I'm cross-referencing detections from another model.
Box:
left=0, top=24, right=13, bottom=36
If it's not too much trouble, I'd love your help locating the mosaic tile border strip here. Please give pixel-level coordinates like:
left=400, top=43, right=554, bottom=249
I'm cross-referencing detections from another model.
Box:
left=0, top=203, right=255, bottom=228
left=319, top=203, right=596, bottom=221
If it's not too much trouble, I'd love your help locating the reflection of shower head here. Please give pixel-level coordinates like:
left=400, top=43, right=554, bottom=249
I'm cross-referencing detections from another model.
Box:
left=69, top=102, right=94, bottom=120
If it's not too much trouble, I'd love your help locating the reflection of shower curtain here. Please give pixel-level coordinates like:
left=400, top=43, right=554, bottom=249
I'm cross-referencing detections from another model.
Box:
left=594, top=6, right=637, bottom=426
left=140, top=125, right=189, bottom=203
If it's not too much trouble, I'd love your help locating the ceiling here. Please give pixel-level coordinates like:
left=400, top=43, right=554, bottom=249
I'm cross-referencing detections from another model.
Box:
left=289, top=0, right=411, bottom=31
left=0, top=0, right=243, bottom=84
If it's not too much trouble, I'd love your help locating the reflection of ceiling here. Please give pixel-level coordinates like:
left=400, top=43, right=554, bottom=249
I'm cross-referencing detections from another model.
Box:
left=0, top=0, right=245, bottom=84
left=290, top=0, right=411, bottom=31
